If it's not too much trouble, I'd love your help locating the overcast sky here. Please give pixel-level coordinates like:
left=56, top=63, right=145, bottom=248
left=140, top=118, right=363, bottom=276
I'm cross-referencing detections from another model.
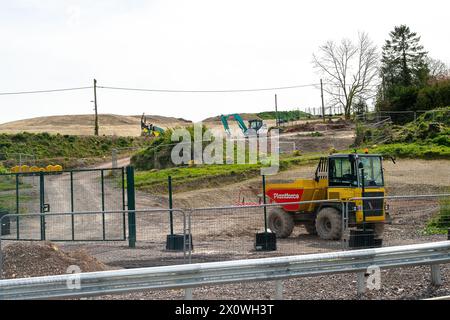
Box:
left=1, top=0, right=449, bottom=124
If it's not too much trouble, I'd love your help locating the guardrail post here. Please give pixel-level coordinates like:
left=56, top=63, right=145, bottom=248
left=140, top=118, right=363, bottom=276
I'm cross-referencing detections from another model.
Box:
left=357, top=272, right=366, bottom=295
left=431, top=265, right=442, bottom=286
left=126, top=166, right=136, bottom=248
left=184, top=288, right=193, bottom=300
left=275, top=280, right=283, bottom=300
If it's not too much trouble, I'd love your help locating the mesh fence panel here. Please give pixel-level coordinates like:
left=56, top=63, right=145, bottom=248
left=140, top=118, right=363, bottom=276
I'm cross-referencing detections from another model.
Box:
left=189, top=203, right=345, bottom=263
left=1, top=215, right=42, bottom=240
left=19, top=175, right=41, bottom=214
left=343, top=195, right=450, bottom=250
left=0, top=169, right=126, bottom=242
left=111, top=209, right=188, bottom=267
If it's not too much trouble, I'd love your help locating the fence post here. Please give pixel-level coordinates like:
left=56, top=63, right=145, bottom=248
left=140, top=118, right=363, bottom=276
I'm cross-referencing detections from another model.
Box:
left=122, top=167, right=126, bottom=241
left=112, top=148, right=118, bottom=169
left=70, top=171, right=75, bottom=241
left=39, top=172, right=46, bottom=241
left=126, top=166, right=136, bottom=248
left=262, top=175, right=268, bottom=233
left=341, top=202, right=347, bottom=250
left=168, top=176, right=174, bottom=235
left=101, top=169, right=106, bottom=241
left=15, top=174, right=20, bottom=240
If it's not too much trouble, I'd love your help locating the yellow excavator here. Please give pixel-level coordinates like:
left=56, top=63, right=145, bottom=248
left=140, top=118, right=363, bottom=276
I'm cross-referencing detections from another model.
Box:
left=265, top=152, right=388, bottom=240
left=141, top=113, right=165, bottom=137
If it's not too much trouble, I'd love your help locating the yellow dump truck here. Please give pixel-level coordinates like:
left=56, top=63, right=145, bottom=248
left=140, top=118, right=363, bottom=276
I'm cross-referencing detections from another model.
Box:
left=265, top=153, right=388, bottom=240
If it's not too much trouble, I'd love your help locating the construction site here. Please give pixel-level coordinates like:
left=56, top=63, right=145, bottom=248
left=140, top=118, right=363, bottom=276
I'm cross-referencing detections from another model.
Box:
left=0, top=106, right=449, bottom=300
left=1, top=2, right=450, bottom=307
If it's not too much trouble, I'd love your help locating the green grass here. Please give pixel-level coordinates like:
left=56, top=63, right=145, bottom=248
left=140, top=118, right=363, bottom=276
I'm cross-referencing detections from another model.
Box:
left=0, top=194, right=32, bottom=213
left=423, top=198, right=450, bottom=235
left=371, top=143, right=450, bottom=159
left=257, top=110, right=311, bottom=121
left=133, top=153, right=323, bottom=193
left=0, top=177, right=32, bottom=192
left=0, top=181, right=16, bottom=192
left=134, top=163, right=260, bottom=193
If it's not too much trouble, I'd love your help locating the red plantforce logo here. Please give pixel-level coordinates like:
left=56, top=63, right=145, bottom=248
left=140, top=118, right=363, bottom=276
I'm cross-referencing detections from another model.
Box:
left=273, top=193, right=300, bottom=200
left=267, top=189, right=304, bottom=211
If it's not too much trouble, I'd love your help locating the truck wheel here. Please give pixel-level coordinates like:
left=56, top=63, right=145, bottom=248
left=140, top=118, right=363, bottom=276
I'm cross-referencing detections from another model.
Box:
left=373, top=223, right=385, bottom=238
left=315, top=207, right=342, bottom=240
left=268, top=208, right=294, bottom=238
left=304, top=223, right=317, bottom=235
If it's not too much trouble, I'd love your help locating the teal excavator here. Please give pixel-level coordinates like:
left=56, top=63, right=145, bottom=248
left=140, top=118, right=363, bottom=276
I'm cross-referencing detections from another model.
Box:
left=220, top=114, right=266, bottom=136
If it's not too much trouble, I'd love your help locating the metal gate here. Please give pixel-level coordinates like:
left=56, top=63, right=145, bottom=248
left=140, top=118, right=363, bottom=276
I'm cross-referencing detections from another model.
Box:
left=0, top=168, right=127, bottom=241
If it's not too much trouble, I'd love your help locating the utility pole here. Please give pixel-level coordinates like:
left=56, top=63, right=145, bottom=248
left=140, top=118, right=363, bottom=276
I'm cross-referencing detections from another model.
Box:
left=320, top=79, right=325, bottom=123
left=94, top=79, right=99, bottom=136
left=274, top=94, right=279, bottom=127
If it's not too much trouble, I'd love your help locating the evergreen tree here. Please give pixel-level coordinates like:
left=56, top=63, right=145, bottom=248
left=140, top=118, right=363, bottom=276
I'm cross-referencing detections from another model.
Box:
left=381, top=25, right=428, bottom=90
left=353, top=99, right=368, bottom=116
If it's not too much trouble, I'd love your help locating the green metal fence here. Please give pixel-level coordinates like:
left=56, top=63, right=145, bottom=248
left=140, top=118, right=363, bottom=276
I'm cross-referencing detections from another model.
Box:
left=0, top=167, right=127, bottom=242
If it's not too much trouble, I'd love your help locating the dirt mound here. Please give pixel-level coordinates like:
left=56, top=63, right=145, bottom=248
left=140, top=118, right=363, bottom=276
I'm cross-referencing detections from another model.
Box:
left=283, top=122, right=316, bottom=133
left=283, top=119, right=352, bottom=133
left=1, top=242, right=108, bottom=279
left=0, top=114, right=192, bottom=136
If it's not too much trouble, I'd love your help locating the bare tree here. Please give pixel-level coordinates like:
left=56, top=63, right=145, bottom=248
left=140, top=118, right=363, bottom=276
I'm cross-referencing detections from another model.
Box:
left=426, top=57, right=449, bottom=82
left=313, top=32, right=378, bottom=119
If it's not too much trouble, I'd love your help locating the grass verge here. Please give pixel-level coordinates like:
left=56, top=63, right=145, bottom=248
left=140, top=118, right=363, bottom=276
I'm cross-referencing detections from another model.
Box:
left=371, top=143, right=450, bottom=159
left=133, top=153, right=323, bottom=194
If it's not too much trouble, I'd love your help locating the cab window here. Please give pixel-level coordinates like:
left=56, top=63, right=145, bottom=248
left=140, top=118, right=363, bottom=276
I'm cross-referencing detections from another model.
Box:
left=358, top=156, right=384, bottom=187
left=329, top=157, right=358, bottom=187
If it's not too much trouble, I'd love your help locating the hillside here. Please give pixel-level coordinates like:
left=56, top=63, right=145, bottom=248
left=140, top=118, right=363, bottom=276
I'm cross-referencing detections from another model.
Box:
left=0, top=114, right=192, bottom=137
left=0, top=132, right=151, bottom=168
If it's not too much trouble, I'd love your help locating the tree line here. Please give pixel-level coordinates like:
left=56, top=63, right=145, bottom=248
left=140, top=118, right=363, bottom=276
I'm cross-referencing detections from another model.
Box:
left=313, top=25, right=450, bottom=120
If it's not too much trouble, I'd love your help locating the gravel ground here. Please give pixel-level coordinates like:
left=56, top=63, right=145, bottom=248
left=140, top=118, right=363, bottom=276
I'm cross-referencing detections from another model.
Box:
left=91, top=264, right=450, bottom=300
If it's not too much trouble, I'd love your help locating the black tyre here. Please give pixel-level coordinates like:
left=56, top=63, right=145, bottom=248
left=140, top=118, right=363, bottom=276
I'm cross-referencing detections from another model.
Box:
left=315, top=207, right=342, bottom=240
left=268, top=208, right=294, bottom=238
left=304, top=223, right=317, bottom=235
left=373, top=223, right=385, bottom=238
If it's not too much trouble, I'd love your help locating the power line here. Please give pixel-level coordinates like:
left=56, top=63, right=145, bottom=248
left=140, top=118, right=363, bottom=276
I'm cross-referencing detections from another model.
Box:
left=97, top=83, right=322, bottom=93
left=0, top=82, right=327, bottom=96
left=0, top=86, right=92, bottom=96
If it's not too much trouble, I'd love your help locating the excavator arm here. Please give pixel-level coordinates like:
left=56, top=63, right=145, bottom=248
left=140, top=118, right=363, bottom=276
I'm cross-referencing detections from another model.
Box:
left=220, top=115, right=232, bottom=135
left=220, top=114, right=249, bottom=135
